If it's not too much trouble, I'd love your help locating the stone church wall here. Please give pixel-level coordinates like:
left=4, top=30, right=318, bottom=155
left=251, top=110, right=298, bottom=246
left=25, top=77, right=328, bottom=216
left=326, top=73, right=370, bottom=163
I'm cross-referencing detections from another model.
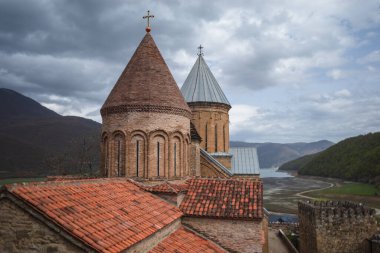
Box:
left=0, top=198, right=84, bottom=253
left=183, top=217, right=265, bottom=253
left=200, top=153, right=229, bottom=178
left=101, top=111, right=190, bottom=180
left=189, top=141, right=201, bottom=176
left=188, top=103, right=230, bottom=154
left=298, top=201, right=378, bottom=253
left=210, top=154, right=232, bottom=170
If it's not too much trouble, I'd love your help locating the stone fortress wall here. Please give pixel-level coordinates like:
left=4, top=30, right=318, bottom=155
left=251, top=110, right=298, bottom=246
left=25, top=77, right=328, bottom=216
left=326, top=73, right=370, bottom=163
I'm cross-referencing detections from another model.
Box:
left=298, top=200, right=378, bottom=253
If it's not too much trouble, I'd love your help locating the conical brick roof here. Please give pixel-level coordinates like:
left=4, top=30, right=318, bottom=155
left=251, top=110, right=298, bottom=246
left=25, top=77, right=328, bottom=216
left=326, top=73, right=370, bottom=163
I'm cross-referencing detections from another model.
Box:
left=101, top=33, right=191, bottom=118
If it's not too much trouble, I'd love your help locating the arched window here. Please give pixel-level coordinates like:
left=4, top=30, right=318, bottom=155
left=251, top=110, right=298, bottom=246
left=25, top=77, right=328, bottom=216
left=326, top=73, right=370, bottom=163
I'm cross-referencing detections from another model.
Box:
left=131, top=135, right=145, bottom=177
left=114, top=133, right=125, bottom=177
left=157, top=141, right=160, bottom=176
left=172, top=136, right=181, bottom=177
left=136, top=140, right=140, bottom=177
left=152, top=135, right=165, bottom=177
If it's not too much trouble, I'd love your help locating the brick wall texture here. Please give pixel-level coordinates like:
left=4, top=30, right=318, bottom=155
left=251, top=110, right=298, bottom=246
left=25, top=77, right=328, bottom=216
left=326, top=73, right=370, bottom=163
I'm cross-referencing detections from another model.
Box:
left=183, top=217, right=265, bottom=253
left=101, top=111, right=191, bottom=180
left=189, top=142, right=201, bottom=176
left=0, top=199, right=83, bottom=253
left=200, top=154, right=230, bottom=178
left=211, top=155, right=232, bottom=170
left=189, top=103, right=230, bottom=154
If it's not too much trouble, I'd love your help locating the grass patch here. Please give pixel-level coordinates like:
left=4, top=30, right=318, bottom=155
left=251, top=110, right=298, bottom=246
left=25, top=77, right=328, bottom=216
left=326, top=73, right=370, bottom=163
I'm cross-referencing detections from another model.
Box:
left=305, top=182, right=380, bottom=210
left=312, top=182, right=380, bottom=197
left=0, top=178, right=45, bottom=187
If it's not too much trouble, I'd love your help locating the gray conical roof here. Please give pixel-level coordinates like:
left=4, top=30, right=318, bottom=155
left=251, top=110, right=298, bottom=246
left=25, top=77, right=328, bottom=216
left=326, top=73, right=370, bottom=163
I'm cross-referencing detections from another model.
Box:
left=181, top=55, right=230, bottom=105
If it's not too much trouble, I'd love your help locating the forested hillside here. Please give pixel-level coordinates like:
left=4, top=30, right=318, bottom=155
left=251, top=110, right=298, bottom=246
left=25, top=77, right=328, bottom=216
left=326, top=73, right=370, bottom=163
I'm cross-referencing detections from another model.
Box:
left=278, top=153, right=318, bottom=171
left=0, top=88, right=101, bottom=178
left=280, top=132, right=380, bottom=184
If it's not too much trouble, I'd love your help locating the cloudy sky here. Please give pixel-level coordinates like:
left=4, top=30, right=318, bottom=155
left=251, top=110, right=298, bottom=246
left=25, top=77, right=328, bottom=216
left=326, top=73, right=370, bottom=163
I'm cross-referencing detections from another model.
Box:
left=1, top=0, right=380, bottom=143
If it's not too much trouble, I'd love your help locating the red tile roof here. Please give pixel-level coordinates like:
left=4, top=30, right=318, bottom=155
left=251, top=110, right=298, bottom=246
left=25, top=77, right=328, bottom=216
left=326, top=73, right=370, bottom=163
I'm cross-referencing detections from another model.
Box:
left=143, top=182, right=188, bottom=194
left=5, top=178, right=182, bottom=253
left=150, top=227, right=225, bottom=253
left=179, top=178, right=263, bottom=220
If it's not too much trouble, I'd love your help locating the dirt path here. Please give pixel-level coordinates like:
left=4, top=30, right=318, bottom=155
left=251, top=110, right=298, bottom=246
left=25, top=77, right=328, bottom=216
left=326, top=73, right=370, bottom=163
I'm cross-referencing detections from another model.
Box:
left=295, top=181, right=334, bottom=199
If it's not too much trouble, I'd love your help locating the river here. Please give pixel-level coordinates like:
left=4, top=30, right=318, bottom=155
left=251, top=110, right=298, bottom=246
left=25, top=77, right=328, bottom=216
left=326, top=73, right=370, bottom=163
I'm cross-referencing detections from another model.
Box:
left=260, top=168, right=293, bottom=178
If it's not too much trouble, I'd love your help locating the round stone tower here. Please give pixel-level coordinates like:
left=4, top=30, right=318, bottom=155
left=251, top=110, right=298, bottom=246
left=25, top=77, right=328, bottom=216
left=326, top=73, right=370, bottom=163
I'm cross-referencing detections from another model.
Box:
left=181, top=51, right=232, bottom=168
left=100, top=32, right=192, bottom=180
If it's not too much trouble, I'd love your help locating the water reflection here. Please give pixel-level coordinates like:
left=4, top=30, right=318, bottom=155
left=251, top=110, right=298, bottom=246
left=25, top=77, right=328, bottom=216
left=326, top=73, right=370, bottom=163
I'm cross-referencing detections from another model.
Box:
left=260, top=168, right=293, bottom=178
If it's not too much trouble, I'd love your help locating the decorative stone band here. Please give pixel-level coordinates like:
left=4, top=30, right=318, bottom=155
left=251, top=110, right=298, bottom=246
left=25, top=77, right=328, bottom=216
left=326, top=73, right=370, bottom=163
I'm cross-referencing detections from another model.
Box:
left=187, top=101, right=231, bottom=111
left=101, top=104, right=192, bottom=119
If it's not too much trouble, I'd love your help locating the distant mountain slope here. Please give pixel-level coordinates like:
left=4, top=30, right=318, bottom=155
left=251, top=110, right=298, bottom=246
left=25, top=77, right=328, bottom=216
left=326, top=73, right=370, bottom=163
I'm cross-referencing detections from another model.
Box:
left=230, top=140, right=333, bottom=168
left=0, top=88, right=59, bottom=120
left=278, top=153, right=319, bottom=171
left=0, top=88, right=101, bottom=178
left=279, top=132, right=380, bottom=184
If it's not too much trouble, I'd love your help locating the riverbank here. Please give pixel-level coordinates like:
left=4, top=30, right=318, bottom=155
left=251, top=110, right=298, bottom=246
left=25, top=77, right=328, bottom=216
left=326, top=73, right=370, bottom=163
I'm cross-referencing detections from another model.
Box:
left=263, top=174, right=380, bottom=215
left=263, top=176, right=331, bottom=213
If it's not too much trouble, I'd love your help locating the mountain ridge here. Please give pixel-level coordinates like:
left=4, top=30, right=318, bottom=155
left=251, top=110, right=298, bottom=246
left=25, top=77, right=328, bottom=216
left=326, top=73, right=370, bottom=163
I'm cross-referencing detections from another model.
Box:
left=0, top=88, right=101, bottom=178
left=230, top=140, right=334, bottom=168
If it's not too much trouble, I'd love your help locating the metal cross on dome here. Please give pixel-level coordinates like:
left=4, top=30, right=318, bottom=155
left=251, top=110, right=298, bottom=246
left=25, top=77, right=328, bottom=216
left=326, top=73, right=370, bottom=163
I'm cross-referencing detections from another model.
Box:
left=197, top=45, right=204, bottom=56
left=143, top=10, right=154, bottom=32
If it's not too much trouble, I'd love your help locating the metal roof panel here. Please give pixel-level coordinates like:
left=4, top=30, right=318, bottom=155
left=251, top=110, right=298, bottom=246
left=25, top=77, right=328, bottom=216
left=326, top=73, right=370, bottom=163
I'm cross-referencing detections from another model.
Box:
left=230, top=147, right=260, bottom=175
left=181, top=55, right=230, bottom=105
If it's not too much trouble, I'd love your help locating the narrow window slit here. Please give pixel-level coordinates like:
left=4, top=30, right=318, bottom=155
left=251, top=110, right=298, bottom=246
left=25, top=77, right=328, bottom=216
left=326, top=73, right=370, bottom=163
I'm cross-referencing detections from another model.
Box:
left=136, top=140, right=139, bottom=177
left=157, top=142, right=160, bottom=176
left=174, top=143, right=177, bottom=176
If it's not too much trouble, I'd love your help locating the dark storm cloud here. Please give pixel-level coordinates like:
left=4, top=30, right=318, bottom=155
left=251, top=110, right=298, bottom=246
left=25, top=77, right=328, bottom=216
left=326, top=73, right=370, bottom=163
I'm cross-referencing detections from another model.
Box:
left=1, top=0, right=379, bottom=142
left=0, top=0, right=217, bottom=105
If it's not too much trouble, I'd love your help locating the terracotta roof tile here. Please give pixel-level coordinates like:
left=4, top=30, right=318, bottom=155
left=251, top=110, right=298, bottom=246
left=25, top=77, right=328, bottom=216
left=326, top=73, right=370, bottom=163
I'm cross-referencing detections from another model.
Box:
left=142, top=181, right=188, bottom=194
left=150, top=227, right=225, bottom=253
left=5, top=178, right=182, bottom=253
left=179, top=178, right=263, bottom=220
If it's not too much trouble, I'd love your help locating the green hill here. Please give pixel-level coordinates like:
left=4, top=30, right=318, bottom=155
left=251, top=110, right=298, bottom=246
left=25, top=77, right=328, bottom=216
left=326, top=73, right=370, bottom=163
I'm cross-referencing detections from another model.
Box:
left=279, top=132, right=380, bottom=184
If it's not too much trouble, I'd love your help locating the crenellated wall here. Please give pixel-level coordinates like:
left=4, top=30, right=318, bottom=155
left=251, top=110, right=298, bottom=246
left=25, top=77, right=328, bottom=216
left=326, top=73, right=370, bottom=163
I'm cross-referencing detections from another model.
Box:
left=298, top=201, right=378, bottom=253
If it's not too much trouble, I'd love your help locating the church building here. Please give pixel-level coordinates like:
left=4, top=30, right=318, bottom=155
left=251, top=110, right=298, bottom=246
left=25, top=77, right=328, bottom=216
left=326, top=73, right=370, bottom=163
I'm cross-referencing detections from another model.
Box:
left=0, top=12, right=267, bottom=253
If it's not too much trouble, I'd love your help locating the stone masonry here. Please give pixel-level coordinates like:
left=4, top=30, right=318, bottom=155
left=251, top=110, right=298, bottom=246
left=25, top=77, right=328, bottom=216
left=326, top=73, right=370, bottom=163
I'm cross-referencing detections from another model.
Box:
left=100, top=32, right=192, bottom=180
left=183, top=217, right=265, bottom=253
left=0, top=198, right=83, bottom=253
left=101, top=111, right=190, bottom=180
left=188, top=102, right=232, bottom=169
left=298, top=201, right=378, bottom=253
left=189, top=102, right=230, bottom=153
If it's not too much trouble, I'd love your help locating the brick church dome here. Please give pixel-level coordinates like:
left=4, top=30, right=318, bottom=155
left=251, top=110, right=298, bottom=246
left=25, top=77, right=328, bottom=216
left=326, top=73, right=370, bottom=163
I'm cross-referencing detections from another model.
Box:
left=101, top=33, right=191, bottom=118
